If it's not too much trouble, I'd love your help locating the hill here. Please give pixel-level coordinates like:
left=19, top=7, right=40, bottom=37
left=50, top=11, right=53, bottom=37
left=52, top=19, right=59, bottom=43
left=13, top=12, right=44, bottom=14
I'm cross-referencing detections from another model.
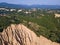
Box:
left=0, top=24, right=60, bottom=45
left=0, top=2, right=60, bottom=9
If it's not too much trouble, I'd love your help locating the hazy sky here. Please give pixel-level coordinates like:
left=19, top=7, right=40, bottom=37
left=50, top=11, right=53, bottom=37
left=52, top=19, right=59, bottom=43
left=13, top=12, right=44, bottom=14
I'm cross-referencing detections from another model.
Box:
left=0, top=0, right=60, bottom=5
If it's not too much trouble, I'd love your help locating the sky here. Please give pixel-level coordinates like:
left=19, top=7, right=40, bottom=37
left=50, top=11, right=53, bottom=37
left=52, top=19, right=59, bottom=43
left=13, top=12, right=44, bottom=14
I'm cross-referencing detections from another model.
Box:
left=0, top=0, right=60, bottom=5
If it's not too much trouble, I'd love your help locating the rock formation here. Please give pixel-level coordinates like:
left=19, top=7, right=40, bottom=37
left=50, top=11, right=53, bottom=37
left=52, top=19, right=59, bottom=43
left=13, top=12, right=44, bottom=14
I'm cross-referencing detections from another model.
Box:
left=0, top=24, right=60, bottom=45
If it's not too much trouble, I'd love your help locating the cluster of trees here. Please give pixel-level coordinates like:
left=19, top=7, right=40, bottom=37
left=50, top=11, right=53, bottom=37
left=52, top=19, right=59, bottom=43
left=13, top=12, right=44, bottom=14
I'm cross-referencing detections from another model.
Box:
left=0, top=10, right=60, bottom=43
left=21, top=14, right=60, bottom=43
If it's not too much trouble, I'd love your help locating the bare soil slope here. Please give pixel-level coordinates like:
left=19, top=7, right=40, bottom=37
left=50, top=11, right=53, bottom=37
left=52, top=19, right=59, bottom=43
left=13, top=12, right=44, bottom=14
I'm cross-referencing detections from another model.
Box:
left=0, top=24, right=60, bottom=45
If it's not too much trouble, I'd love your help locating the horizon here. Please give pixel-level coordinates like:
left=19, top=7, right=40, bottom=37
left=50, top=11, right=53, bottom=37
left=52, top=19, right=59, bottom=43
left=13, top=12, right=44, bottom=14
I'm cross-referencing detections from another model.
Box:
left=0, top=0, right=60, bottom=5
left=0, top=2, right=60, bottom=6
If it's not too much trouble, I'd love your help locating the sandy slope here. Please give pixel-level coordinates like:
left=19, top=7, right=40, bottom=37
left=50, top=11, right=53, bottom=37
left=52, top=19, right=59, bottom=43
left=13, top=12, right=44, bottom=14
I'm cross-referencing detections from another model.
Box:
left=0, top=24, right=60, bottom=45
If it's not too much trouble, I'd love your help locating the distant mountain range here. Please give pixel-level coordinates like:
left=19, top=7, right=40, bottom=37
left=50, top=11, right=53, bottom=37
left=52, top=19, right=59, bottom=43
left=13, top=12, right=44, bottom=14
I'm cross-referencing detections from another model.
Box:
left=0, top=2, right=60, bottom=9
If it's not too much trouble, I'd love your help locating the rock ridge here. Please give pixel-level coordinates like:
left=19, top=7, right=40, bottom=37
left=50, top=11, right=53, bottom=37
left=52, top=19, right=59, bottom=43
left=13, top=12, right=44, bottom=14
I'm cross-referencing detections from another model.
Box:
left=0, top=24, right=60, bottom=45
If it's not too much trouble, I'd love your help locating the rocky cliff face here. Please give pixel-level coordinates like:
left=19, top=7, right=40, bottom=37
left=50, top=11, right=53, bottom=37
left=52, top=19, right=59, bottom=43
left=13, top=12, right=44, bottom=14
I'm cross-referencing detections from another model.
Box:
left=0, top=24, right=60, bottom=45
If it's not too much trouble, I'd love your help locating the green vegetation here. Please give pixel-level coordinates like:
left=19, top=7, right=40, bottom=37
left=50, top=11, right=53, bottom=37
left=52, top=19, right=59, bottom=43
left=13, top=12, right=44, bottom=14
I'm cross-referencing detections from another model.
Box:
left=0, top=9, right=60, bottom=43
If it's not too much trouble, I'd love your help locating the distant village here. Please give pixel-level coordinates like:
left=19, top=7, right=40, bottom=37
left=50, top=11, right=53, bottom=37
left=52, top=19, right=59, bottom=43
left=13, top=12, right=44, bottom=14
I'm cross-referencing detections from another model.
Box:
left=0, top=8, right=22, bottom=12
left=0, top=7, right=60, bottom=18
left=0, top=7, right=37, bottom=13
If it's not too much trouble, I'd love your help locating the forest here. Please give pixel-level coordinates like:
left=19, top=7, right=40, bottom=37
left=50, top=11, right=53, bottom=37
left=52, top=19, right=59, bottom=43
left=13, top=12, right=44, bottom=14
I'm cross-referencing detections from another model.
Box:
left=0, top=9, right=60, bottom=43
